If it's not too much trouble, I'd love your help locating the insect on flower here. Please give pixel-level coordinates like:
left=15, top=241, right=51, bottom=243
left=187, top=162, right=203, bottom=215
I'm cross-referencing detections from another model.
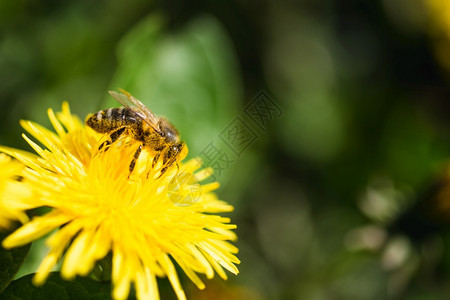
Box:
left=0, top=101, right=239, bottom=300
left=86, top=90, right=185, bottom=176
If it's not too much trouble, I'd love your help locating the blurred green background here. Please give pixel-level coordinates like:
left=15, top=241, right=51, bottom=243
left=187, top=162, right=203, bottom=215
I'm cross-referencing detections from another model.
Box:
left=2, top=0, right=450, bottom=299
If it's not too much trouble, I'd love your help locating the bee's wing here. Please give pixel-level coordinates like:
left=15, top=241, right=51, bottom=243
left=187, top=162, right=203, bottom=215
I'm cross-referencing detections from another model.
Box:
left=108, top=90, right=161, bottom=133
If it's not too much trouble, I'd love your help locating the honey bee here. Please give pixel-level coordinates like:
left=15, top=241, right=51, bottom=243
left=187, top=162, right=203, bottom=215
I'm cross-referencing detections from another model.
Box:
left=86, top=90, right=185, bottom=177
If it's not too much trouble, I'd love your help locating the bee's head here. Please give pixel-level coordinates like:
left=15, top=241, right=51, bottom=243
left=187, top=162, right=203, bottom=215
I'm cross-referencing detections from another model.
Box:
left=158, top=119, right=180, bottom=143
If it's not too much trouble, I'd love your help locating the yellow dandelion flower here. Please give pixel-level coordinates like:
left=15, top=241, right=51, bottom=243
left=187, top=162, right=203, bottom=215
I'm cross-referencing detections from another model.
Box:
left=426, top=0, right=450, bottom=39
left=425, top=0, right=450, bottom=70
left=0, top=153, right=33, bottom=230
left=1, top=101, right=239, bottom=300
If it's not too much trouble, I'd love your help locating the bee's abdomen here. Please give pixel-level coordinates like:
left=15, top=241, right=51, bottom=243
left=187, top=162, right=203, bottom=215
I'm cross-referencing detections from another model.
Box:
left=86, top=107, right=138, bottom=133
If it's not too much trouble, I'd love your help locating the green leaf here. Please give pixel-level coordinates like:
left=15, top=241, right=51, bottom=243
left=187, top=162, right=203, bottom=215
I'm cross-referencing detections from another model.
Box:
left=0, top=272, right=112, bottom=300
left=0, top=230, right=31, bottom=294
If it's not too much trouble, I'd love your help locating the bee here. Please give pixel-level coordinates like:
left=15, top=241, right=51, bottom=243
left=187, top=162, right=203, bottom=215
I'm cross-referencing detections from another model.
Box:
left=86, top=90, right=185, bottom=177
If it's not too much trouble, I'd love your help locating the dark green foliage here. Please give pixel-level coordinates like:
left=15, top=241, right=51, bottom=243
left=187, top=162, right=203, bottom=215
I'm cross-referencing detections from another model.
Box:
left=0, top=231, right=30, bottom=294
left=0, top=272, right=111, bottom=300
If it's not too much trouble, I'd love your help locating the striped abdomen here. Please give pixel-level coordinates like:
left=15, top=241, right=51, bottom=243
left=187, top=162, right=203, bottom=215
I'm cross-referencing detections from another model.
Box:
left=86, top=107, right=139, bottom=133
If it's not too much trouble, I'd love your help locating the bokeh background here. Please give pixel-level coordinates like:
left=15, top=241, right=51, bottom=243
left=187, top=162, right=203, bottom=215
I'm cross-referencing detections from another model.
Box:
left=2, top=0, right=450, bottom=299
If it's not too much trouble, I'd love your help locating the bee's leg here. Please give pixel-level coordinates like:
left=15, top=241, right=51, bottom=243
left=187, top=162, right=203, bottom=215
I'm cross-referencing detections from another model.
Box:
left=158, top=166, right=169, bottom=178
left=157, top=148, right=178, bottom=178
left=144, top=151, right=161, bottom=179
left=143, top=152, right=161, bottom=179
left=98, top=141, right=108, bottom=151
left=128, top=144, right=142, bottom=177
left=152, top=152, right=161, bottom=168
left=159, top=162, right=176, bottom=178
left=98, top=127, right=126, bottom=151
